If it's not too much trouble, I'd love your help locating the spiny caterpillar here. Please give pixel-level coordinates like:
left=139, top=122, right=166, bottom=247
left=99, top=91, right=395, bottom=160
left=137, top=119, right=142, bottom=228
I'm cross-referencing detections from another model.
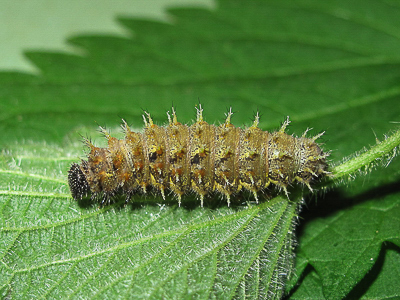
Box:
left=68, top=106, right=329, bottom=206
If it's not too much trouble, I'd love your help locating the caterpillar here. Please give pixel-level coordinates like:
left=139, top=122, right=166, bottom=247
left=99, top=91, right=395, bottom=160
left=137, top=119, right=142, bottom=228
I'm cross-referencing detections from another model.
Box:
left=68, top=106, right=329, bottom=206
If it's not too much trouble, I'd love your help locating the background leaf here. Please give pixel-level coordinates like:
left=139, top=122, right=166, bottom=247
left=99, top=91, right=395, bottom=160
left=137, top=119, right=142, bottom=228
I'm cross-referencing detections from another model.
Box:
left=1, top=0, right=400, bottom=299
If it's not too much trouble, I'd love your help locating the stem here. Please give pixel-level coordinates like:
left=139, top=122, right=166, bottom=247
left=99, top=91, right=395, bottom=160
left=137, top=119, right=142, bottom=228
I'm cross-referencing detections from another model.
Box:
left=332, top=128, right=400, bottom=180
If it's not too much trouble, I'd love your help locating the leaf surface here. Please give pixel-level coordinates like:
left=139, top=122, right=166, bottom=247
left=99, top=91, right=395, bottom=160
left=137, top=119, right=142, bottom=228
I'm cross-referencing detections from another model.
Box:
left=1, top=0, right=400, bottom=299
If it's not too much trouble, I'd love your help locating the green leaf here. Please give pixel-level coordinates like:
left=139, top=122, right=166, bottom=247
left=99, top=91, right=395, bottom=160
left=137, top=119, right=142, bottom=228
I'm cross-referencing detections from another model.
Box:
left=1, top=0, right=400, bottom=299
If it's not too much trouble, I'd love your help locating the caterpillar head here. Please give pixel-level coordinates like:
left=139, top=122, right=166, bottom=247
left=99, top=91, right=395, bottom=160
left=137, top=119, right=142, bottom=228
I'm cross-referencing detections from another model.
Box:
left=68, top=162, right=91, bottom=200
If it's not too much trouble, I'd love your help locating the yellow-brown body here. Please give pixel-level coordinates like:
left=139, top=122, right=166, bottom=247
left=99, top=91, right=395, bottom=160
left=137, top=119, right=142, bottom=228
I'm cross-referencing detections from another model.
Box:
left=68, top=107, right=328, bottom=206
